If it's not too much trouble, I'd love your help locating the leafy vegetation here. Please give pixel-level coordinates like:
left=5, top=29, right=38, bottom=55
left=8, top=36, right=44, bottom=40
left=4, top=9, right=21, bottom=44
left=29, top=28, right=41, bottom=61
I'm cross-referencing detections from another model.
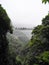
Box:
left=42, top=0, right=49, bottom=4
left=42, top=0, right=49, bottom=3
left=0, top=0, right=49, bottom=65
left=0, top=4, right=12, bottom=65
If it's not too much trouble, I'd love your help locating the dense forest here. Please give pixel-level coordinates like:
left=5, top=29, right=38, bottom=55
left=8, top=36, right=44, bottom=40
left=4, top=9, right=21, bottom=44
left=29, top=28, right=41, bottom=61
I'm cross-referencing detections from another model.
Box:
left=0, top=0, right=49, bottom=65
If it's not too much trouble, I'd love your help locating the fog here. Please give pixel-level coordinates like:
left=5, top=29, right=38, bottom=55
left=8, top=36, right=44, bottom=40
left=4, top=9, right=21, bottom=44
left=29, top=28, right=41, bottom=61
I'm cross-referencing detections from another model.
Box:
left=0, top=0, right=49, bottom=28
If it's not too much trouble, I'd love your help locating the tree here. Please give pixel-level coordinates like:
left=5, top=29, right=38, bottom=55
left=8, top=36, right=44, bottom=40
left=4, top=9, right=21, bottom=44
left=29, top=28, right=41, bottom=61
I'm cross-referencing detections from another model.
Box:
left=26, top=14, right=49, bottom=65
left=0, top=4, right=13, bottom=65
left=42, top=0, right=49, bottom=3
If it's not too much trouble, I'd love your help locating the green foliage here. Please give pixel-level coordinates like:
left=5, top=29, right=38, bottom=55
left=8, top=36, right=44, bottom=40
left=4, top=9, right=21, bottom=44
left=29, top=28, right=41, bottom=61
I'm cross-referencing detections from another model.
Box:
left=0, top=4, right=13, bottom=35
left=42, top=0, right=49, bottom=3
left=31, top=14, right=49, bottom=43
left=39, top=51, right=49, bottom=62
left=0, top=4, right=13, bottom=65
left=35, top=51, right=49, bottom=65
left=42, top=14, right=49, bottom=26
left=23, top=14, right=49, bottom=65
left=32, top=25, right=42, bottom=35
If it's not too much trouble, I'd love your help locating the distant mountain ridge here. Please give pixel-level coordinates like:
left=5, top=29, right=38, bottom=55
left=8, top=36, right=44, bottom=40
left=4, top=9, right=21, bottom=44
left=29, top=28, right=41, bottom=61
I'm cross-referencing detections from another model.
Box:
left=13, top=29, right=29, bottom=44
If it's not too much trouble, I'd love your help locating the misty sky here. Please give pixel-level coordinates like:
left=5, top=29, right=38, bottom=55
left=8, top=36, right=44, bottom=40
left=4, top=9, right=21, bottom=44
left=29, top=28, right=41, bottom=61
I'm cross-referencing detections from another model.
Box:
left=0, top=0, right=49, bottom=28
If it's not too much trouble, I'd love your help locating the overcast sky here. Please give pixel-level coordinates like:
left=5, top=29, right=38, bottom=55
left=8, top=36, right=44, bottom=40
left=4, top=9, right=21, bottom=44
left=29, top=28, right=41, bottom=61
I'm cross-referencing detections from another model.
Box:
left=0, top=0, right=49, bottom=28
